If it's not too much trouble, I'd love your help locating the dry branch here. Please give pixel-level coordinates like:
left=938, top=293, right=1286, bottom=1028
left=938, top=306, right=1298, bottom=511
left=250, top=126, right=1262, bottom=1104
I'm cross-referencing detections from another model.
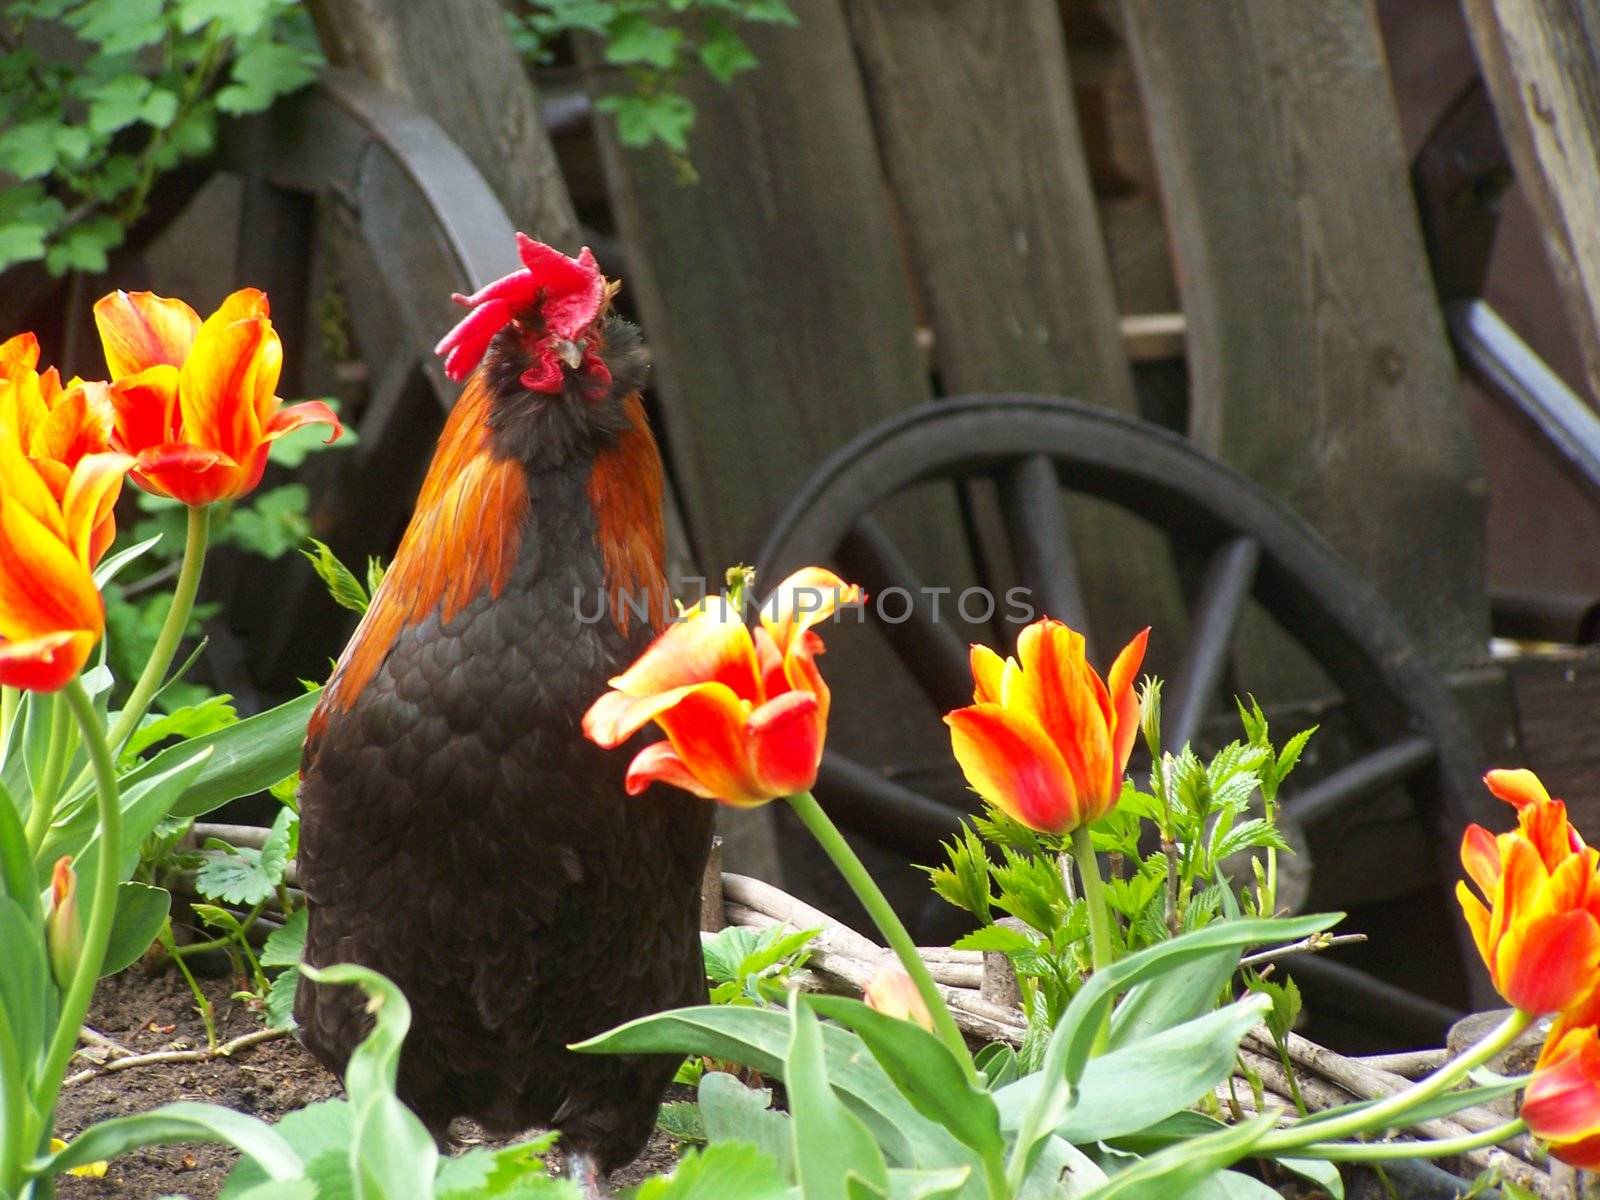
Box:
left=63, top=1027, right=286, bottom=1088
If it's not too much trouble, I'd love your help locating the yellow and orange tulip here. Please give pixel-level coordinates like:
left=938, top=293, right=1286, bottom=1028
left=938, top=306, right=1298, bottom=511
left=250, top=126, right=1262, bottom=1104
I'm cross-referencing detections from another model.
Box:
left=1456, top=769, right=1600, bottom=1016
left=92, top=288, right=341, bottom=505
left=0, top=396, right=132, bottom=690
left=1523, top=996, right=1600, bottom=1170
left=0, top=332, right=119, bottom=560
left=945, top=619, right=1148, bottom=836
left=583, top=568, right=863, bottom=807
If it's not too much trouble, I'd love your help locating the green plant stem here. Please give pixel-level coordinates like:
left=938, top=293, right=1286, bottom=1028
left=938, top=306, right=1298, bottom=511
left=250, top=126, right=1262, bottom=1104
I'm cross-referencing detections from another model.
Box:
left=1285, top=1117, right=1526, bottom=1162
left=784, top=790, right=977, bottom=1080
left=24, top=694, right=73, bottom=853
left=104, top=505, right=210, bottom=757
left=168, top=899, right=267, bottom=959
left=160, top=922, right=218, bottom=1050
left=1070, top=826, right=1114, bottom=972
left=1256, top=1009, right=1533, bottom=1153
left=28, top=678, right=121, bottom=1159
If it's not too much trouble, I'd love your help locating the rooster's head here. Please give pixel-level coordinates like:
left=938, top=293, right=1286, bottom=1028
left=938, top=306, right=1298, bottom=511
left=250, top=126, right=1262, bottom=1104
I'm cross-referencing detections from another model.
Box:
left=433, top=233, right=626, bottom=403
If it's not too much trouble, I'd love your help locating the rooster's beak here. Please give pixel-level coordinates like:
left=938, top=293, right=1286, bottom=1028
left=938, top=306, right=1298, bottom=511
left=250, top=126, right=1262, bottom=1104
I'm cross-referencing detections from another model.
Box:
left=551, top=338, right=584, bottom=369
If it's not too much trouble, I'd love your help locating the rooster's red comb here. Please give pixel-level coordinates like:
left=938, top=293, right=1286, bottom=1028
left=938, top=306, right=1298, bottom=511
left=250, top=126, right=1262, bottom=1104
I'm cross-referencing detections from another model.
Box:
left=433, top=233, right=606, bottom=384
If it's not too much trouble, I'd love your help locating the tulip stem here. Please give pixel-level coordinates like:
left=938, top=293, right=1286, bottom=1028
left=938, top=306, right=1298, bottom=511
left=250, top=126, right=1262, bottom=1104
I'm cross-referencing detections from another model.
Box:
left=784, top=790, right=978, bottom=1081
left=1280, top=1116, right=1526, bottom=1162
left=24, top=693, right=73, bottom=853
left=29, top=677, right=122, bottom=1169
left=1070, top=826, right=1115, bottom=973
left=1255, top=1008, right=1533, bottom=1153
left=104, top=504, right=209, bottom=757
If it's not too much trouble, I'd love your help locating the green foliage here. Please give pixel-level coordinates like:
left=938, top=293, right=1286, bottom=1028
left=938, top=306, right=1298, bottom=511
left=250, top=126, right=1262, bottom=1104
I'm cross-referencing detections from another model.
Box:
left=702, top=921, right=818, bottom=1006
left=0, top=0, right=321, bottom=274
left=506, top=0, right=797, bottom=171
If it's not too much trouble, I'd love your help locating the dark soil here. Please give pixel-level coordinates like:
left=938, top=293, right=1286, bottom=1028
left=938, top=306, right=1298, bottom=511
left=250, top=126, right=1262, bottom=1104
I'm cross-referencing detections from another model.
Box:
left=54, top=965, right=682, bottom=1198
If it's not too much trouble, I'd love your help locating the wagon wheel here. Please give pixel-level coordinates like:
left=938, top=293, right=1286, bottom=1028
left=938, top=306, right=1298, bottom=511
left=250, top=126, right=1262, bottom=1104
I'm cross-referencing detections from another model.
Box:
left=756, top=395, right=1499, bottom=1041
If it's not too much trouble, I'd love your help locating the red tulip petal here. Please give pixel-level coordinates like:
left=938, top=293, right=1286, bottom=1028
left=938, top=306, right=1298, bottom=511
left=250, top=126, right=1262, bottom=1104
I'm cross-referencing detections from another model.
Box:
left=0, top=488, right=100, bottom=640
left=622, top=739, right=722, bottom=800
left=757, top=567, right=863, bottom=655
left=180, top=315, right=280, bottom=461
left=653, top=684, right=765, bottom=805
left=132, top=443, right=232, bottom=506
left=265, top=399, right=343, bottom=444
left=582, top=682, right=704, bottom=748
left=1524, top=1031, right=1600, bottom=1141
left=1486, top=768, right=1551, bottom=811
left=605, top=595, right=761, bottom=705
left=1455, top=880, right=1493, bottom=968
left=0, top=630, right=96, bottom=691
left=1496, top=909, right=1600, bottom=1015
left=946, top=702, right=1080, bottom=834
left=0, top=331, right=40, bottom=375
left=1106, top=627, right=1150, bottom=774
left=747, top=689, right=822, bottom=799
left=1015, top=619, right=1112, bottom=805
left=1459, top=823, right=1502, bottom=897
left=970, top=643, right=1008, bottom=705
left=60, top=451, right=132, bottom=563
left=107, top=365, right=179, bottom=454
left=93, top=290, right=200, bottom=378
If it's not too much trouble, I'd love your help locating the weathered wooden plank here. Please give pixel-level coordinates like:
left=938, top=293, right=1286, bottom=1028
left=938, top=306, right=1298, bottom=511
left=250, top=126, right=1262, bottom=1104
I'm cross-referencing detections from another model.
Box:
left=1119, top=0, right=1491, bottom=672
left=1464, top=0, right=1600, bottom=405
left=842, top=0, right=1185, bottom=658
left=304, top=0, right=581, bottom=251
left=583, top=0, right=937, bottom=572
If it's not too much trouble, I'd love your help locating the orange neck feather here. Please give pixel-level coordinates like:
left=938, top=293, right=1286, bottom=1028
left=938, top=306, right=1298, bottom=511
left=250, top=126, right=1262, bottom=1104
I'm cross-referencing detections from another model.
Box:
left=321, top=375, right=529, bottom=714
left=589, top=393, right=668, bottom=635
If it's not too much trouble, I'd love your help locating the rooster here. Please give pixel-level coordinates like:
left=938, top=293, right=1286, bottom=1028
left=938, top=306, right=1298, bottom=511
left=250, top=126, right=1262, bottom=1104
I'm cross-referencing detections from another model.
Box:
left=294, top=234, right=713, bottom=1190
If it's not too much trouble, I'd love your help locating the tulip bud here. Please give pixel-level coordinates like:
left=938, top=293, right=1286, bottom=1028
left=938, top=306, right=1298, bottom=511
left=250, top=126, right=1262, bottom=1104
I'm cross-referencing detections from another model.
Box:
left=1138, top=675, right=1162, bottom=762
left=45, top=855, right=83, bottom=989
left=864, top=965, right=934, bottom=1032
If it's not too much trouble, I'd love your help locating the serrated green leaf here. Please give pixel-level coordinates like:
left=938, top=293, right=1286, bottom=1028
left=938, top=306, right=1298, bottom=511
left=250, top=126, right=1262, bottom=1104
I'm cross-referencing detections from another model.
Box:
left=656, top=1100, right=706, bottom=1145
left=86, top=73, right=153, bottom=135
left=0, top=222, right=49, bottom=270
left=604, top=13, right=682, bottom=68
left=261, top=905, right=306, bottom=968
left=44, top=214, right=125, bottom=275
left=302, top=538, right=370, bottom=614
left=699, top=20, right=757, bottom=84
left=141, top=87, right=179, bottom=128
left=598, top=91, right=696, bottom=152
left=65, top=0, right=167, bottom=52
left=264, top=965, right=299, bottom=1030
left=697, top=1072, right=791, bottom=1176
left=227, top=484, right=310, bottom=559
left=0, top=119, right=59, bottom=179
left=125, top=694, right=239, bottom=761
left=215, top=40, right=317, bottom=114
left=178, top=0, right=274, bottom=36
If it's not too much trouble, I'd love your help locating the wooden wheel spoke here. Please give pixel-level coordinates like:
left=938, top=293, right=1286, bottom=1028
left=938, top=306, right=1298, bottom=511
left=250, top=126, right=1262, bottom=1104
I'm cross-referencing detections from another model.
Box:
left=1283, top=736, right=1438, bottom=828
left=835, top=516, right=975, bottom=714
left=1164, top=536, right=1261, bottom=751
left=999, top=454, right=1092, bottom=648
left=815, top=751, right=966, bottom=859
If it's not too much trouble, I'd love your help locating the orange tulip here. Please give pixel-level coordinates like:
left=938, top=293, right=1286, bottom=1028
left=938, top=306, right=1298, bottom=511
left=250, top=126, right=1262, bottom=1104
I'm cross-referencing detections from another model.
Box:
left=45, top=856, right=83, bottom=989
left=582, top=568, right=863, bottom=807
left=1456, top=769, right=1600, bottom=1016
left=92, top=288, right=341, bottom=505
left=0, top=332, right=119, bottom=560
left=1523, top=996, right=1600, bottom=1170
left=945, top=619, right=1148, bottom=836
left=0, top=408, right=132, bottom=690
